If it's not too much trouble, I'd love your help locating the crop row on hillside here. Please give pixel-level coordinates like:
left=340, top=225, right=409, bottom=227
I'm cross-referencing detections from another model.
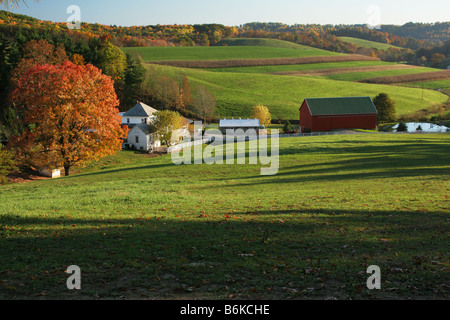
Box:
left=149, top=54, right=380, bottom=69
left=361, top=70, right=450, bottom=84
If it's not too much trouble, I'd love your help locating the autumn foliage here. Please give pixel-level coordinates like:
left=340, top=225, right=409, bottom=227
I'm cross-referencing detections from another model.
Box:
left=11, top=39, right=69, bottom=86
left=252, top=105, right=272, bottom=127
left=10, top=61, right=128, bottom=176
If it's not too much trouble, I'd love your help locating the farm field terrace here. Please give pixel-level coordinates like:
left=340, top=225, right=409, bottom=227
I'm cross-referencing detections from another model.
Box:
left=338, top=37, right=405, bottom=50
left=149, top=64, right=449, bottom=119
left=122, top=45, right=339, bottom=62
left=0, top=133, right=449, bottom=300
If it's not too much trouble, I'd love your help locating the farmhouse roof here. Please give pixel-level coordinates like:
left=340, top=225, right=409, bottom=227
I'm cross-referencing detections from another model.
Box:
left=219, top=118, right=260, bottom=128
left=123, top=102, right=158, bottom=117
left=130, top=123, right=155, bottom=135
left=302, top=97, right=378, bottom=116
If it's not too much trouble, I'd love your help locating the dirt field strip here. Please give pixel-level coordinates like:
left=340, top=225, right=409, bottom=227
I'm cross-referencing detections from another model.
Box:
left=147, top=54, right=380, bottom=69
left=270, top=64, right=421, bottom=76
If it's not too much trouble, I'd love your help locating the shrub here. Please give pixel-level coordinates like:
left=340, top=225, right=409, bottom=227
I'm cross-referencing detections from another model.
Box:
left=283, top=120, right=294, bottom=134
left=397, top=121, right=408, bottom=132
left=0, top=146, right=17, bottom=184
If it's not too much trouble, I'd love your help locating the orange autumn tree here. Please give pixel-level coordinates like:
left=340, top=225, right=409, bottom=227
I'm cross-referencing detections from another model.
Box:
left=10, top=61, right=128, bottom=176
left=11, top=39, right=69, bottom=87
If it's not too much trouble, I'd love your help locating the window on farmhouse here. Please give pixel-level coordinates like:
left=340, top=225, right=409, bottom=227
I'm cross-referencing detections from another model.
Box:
left=135, top=136, right=139, bottom=143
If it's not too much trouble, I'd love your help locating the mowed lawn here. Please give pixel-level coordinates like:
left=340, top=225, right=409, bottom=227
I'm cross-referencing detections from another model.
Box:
left=0, top=134, right=449, bottom=300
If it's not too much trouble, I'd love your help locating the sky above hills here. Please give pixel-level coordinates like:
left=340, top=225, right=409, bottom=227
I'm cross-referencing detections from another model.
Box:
left=6, top=0, right=450, bottom=27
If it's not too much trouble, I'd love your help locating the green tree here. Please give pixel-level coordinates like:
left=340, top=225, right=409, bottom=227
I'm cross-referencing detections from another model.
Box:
left=373, top=93, right=397, bottom=124
left=0, top=145, right=16, bottom=184
left=283, top=120, right=294, bottom=134
left=397, top=121, right=408, bottom=132
left=122, top=53, right=146, bottom=110
left=98, top=42, right=127, bottom=84
left=153, top=110, right=184, bottom=147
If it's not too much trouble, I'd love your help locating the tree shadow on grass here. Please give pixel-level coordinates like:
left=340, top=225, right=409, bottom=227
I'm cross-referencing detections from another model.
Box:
left=0, top=207, right=447, bottom=300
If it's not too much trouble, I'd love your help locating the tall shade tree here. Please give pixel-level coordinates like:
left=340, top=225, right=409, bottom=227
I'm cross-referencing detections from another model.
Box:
left=11, top=39, right=69, bottom=87
left=153, top=110, right=183, bottom=147
left=10, top=61, right=128, bottom=176
left=252, top=104, right=272, bottom=127
left=190, top=86, right=217, bottom=123
left=122, top=53, right=145, bottom=110
left=98, top=42, right=127, bottom=84
left=373, top=93, right=397, bottom=124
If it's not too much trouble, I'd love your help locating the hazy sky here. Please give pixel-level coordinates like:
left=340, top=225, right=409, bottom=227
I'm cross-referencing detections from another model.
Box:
left=6, top=0, right=450, bottom=26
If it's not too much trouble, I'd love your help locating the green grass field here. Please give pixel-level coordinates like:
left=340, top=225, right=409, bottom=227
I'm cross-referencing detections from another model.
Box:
left=216, top=38, right=316, bottom=50
left=123, top=45, right=338, bottom=62
left=322, top=67, right=442, bottom=82
left=149, top=64, right=449, bottom=119
left=124, top=41, right=449, bottom=121
left=403, top=79, right=450, bottom=90
left=205, top=61, right=397, bottom=74
left=339, top=37, right=404, bottom=50
left=1, top=134, right=449, bottom=299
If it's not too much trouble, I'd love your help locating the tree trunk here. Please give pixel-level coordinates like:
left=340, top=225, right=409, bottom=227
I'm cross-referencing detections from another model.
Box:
left=64, top=165, right=70, bottom=176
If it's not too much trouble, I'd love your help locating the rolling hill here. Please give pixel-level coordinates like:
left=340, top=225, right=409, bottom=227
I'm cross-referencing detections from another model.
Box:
left=145, top=63, right=449, bottom=119
left=338, top=37, right=405, bottom=50
left=127, top=38, right=449, bottom=120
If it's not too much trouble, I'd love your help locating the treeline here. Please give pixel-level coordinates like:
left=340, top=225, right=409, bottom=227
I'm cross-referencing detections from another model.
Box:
left=237, top=29, right=357, bottom=53
left=0, top=10, right=238, bottom=47
left=381, top=22, right=450, bottom=44
left=239, top=22, right=449, bottom=66
left=329, top=26, right=434, bottom=50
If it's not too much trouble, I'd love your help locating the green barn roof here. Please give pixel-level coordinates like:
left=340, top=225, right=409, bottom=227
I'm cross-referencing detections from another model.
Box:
left=303, top=97, right=378, bottom=116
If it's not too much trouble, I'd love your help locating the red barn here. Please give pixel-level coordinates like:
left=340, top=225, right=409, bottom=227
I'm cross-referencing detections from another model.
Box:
left=300, top=97, right=378, bottom=133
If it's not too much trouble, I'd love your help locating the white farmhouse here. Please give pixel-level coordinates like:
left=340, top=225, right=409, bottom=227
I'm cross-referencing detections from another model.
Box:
left=125, top=123, right=161, bottom=152
left=121, top=101, right=158, bottom=126
left=120, top=101, right=192, bottom=152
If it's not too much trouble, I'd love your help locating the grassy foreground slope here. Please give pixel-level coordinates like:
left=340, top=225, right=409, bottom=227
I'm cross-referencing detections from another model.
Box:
left=151, top=64, right=449, bottom=119
left=0, top=134, right=449, bottom=300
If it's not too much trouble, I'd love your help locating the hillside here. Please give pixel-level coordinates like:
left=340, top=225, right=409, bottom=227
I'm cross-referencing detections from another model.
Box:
left=130, top=42, right=449, bottom=120
left=145, top=63, right=449, bottom=119
left=122, top=44, right=339, bottom=62
left=215, top=37, right=316, bottom=49
left=1, top=134, right=449, bottom=299
left=338, top=37, right=404, bottom=50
